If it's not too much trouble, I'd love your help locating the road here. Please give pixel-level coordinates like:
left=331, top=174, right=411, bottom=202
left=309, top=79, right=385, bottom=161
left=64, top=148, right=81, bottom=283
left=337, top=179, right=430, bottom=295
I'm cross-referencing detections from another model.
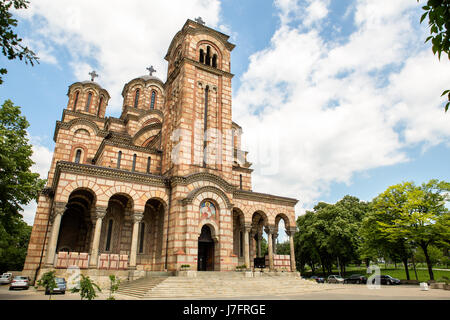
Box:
left=1, top=283, right=449, bottom=300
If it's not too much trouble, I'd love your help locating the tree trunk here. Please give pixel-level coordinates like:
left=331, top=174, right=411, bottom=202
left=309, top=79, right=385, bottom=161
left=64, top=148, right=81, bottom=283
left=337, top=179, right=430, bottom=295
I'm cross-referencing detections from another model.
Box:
left=411, top=253, right=418, bottom=281
left=421, top=243, right=434, bottom=281
left=402, top=258, right=410, bottom=280
left=310, top=261, right=315, bottom=274
left=365, top=258, right=370, bottom=268
left=394, top=261, right=397, bottom=269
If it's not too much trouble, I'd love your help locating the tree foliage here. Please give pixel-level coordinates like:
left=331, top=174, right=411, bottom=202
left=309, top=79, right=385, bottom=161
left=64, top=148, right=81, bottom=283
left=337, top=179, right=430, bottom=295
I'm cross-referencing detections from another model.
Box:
left=371, top=179, right=450, bottom=280
left=36, top=270, right=57, bottom=300
left=418, top=0, right=450, bottom=111
left=0, top=99, right=45, bottom=218
left=295, top=196, right=369, bottom=275
left=0, top=100, right=44, bottom=273
left=0, top=0, right=39, bottom=84
left=71, top=274, right=101, bottom=300
left=107, top=275, right=120, bottom=300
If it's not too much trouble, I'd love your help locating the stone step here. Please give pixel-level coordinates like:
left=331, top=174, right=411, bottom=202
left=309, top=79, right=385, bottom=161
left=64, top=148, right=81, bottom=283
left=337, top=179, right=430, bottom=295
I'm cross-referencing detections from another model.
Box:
left=116, top=276, right=168, bottom=298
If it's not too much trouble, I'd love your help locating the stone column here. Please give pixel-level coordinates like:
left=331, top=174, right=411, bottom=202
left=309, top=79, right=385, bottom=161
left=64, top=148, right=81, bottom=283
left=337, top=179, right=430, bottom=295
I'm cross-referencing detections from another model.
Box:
left=287, top=227, right=297, bottom=272
left=272, top=232, right=278, bottom=255
left=89, top=207, right=107, bottom=268
left=257, top=232, right=262, bottom=257
left=242, top=223, right=252, bottom=269
left=129, top=212, right=144, bottom=269
left=45, top=202, right=66, bottom=266
left=265, top=226, right=276, bottom=271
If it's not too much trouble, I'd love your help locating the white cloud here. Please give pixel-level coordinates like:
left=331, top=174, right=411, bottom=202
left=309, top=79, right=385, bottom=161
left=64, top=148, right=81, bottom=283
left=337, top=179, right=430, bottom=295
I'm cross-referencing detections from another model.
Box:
left=233, top=0, right=450, bottom=218
left=20, top=140, right=53, bottom=225
left=16, top=0, right=222, bottom=114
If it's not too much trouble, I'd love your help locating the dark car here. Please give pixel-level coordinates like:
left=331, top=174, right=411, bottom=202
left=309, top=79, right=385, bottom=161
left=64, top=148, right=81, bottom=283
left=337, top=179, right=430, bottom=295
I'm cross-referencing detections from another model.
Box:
left=45, top=277, right=66, bottom=295
left=344, top=274, right=367, bottom=284
left=310, top=275, right=325, bottom=283
left=379, top=275, right=401, bottom=285
left=369, top=275, right=401, bottom=285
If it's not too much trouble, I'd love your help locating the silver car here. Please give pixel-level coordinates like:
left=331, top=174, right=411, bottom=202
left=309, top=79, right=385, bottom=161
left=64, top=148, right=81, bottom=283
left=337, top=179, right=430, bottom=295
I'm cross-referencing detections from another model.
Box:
left=9, top=276, right=30, bottom=290
left=327, top=275, right=345, bottom=284
left=0, top=274, right=12, bottom=285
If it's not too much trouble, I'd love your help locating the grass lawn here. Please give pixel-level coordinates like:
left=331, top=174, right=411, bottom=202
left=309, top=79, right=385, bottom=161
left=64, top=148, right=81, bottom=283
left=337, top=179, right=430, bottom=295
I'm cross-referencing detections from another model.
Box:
left=303, top=266, right=450, bottom=282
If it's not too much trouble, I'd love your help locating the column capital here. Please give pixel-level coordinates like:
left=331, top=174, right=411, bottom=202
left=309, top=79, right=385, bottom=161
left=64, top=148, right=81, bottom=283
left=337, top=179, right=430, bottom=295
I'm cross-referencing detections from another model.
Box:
left=94, top=207, right=108, bottom=219
left=264, top=225, right=277, bottom=235
left=50, top=202, right=66, bottom=221
left=132, top=212, right=144, bottom=223
left=286, top=227, right=297, bottom=236
left=241, top=223, right=252, bottom=232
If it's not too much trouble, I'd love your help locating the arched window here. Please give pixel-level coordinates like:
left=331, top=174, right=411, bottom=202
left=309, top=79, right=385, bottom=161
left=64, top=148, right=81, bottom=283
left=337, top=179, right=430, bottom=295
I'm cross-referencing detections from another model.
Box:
left=150, top=91, right=156, bottom=110
left=117, top=151, right=122, bottom=169
left=85, top=92, right=92, bottom=112
left=134, top=89, right=140, bottom=108
left=205, top=46, right=211, bottom=66
left=146, top=156, right=151, bottom=173
left=105, top=219, right=114, bottom=252
left=212, top=54, right=217, bottom=68
left=97, top=96, right=103, bottom=117
left=239, top=174, right=243, bottom=190
left=138, top=222, right=145, bottom=254
left=74, top=149, right=82, bottom=164
left=203, top=86, right=209, bottom=168
left=132, top=154, right=137, bottom=172
left=199, top=49, right=205, bottom=63
left=73, top=91, right=79, bottom=110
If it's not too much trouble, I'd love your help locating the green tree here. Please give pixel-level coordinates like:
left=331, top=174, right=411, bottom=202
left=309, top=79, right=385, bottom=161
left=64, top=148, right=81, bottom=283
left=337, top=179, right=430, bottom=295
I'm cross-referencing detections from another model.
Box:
left=415, top=245, right=444, bottom=265
left=417, top=0, right=450, bottom=111
left=295, top=196, right=369, bottom=276
left=71, top=274, right=101, bottom=300
left=0, top=216, right=31, bottom=273
left=0, top=0, right=39, bottom=84
left=359, top=206, right=413, bottom=280
left=373, top=180, right=450, bottom=280
left=107, top=275, right=120, bottom=300
left=36, top=270, right=57, bottom=300
left=0, top=100, right=45, bottom=217
left=276, top=241, right=290, bottom=255
left=0, top=100, right=45, bottom=273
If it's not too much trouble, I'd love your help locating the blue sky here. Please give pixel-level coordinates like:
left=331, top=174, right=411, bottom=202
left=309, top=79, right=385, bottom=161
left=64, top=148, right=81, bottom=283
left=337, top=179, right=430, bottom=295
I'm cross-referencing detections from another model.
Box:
left=0, top=0, right=449, bottom=234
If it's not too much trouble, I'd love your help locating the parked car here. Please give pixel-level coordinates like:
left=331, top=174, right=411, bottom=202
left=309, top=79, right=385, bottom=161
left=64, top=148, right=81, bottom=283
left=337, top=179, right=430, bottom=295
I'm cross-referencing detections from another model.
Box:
left=344, top=274, right=367, bottom=284
left=327, top=275, right=345, bottom=284
left=46, top=277, right=66, bottom=295
left=9, top=276, right=30, bottom=290
left=0, top=274, right=12, bottom=285
left=369, top=275, right=401, bottom=285
left=310, top=275, right=325, bottom=283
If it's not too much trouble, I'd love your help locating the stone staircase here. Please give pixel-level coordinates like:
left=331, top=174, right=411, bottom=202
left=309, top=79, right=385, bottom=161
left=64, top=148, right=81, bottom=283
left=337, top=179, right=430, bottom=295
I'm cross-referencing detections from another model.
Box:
left=116, top=275, right=169, bottom=299
left=115, top=271, right=341, bottom=299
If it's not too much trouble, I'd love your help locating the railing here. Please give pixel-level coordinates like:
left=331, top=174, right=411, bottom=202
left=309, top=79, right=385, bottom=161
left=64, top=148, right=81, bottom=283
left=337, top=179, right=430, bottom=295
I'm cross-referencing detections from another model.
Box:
left=98, top=253, right=129, bottom=270
left=55, top=252, right=89, bottom=269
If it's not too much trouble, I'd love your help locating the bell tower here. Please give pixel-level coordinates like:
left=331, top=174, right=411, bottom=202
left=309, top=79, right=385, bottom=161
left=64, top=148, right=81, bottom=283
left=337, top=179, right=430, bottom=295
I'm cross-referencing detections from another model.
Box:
left=161, top=18, right=235, bottom=179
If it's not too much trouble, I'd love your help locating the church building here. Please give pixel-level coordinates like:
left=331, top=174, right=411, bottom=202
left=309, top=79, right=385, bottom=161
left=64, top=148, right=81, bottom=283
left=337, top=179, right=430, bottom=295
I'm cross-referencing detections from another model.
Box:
left=23, top=19, right=298, bottom=283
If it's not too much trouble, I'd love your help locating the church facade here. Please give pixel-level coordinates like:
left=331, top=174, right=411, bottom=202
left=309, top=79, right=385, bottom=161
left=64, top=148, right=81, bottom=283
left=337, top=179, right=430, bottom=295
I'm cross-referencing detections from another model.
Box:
left=23, top=19, right=298, bottom=282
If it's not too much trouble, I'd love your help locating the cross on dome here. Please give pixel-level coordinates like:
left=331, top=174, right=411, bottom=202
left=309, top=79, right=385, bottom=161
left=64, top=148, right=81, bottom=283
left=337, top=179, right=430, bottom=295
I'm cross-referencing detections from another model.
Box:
left=89, top=70, right=99, bottom=82
left=195, top=17, right=205, bottom=25
left=147, top=66, right=156, bottom=76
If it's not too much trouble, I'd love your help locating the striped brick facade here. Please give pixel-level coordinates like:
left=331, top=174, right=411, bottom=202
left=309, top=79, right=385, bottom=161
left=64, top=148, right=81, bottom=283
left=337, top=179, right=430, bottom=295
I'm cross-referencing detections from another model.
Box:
left=23, top=19, right=298, bottom=282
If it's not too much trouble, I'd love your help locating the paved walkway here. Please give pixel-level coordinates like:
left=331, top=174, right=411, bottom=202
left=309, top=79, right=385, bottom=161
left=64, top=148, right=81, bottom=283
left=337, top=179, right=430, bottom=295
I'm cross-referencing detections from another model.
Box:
left=1, top=283, right=449, bottom=300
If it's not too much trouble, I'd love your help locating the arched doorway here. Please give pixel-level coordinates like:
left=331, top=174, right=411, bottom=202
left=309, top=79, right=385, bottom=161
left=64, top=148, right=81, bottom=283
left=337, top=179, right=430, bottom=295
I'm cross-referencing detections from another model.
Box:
left=198, top=225, right=214, bottom=271
left=56, top=189, right=95, bottom=253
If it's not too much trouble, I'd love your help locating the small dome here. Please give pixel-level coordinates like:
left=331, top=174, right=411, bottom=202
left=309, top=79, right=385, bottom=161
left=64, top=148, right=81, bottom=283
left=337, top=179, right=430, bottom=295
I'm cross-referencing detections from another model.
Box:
left=136, top=75, right=162, bottom=82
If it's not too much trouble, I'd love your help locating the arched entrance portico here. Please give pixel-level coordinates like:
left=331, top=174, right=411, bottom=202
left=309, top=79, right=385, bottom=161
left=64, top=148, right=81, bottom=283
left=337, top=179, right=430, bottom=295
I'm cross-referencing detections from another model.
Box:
left=197, top=225, right=215, bottom=271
